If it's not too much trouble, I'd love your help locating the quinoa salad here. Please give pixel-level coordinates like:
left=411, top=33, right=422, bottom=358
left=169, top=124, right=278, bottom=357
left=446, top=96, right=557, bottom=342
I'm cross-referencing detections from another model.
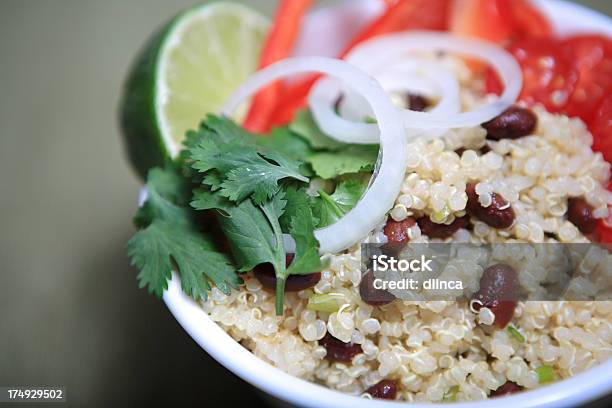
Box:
left=122, top=0, right=612, bottom=404
left=200, top=62, right=612, bottom=402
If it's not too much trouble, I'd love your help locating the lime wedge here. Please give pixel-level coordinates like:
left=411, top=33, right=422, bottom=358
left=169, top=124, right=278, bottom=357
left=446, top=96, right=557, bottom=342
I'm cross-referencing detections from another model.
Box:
left=120, top=2, right=269, bottom=178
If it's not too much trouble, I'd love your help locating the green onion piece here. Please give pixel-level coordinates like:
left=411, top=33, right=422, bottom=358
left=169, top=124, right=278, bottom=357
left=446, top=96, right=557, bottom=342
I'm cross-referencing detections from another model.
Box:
left=363, top=116, right=377, bottom=124
left=431, top=206, right=451, bottom=223
left=507, top=325, right=526, bottom=343
left=307, top=292, right=348, bottom=313
left=442, top=385, right=460, bottom=402
left=535, top=366, right=556, bottom=384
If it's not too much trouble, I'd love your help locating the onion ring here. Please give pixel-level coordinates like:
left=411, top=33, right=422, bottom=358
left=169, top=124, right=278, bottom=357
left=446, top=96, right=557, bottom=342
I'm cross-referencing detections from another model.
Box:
left=309, top=31, right=522, bottom=144
left=221, top=57, right=407, bottom=253
left=336, top=59, right=462, bottom=142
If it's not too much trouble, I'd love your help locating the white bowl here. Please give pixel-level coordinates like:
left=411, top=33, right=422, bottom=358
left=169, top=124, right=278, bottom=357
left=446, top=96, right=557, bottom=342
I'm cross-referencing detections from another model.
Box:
left=162, top=1, right=612, bottom=407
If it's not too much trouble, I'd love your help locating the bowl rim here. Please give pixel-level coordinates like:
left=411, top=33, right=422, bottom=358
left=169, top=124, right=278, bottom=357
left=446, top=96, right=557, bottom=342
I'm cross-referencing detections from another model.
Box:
left=161, top=1, right=612, bottom=407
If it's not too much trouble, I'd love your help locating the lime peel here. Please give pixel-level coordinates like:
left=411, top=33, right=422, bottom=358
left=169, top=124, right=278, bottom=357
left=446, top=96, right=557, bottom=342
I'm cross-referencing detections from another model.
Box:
left=120, top=2, right=269, bottom=179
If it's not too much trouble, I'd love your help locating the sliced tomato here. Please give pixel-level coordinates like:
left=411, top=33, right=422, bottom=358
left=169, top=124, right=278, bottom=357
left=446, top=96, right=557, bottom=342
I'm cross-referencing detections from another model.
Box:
left=598, top=222, right=612, bottom=243
left=509, top=0, right=553, bottom=38
left=562, top=35, right=612, bottom=123
left=450, top=0, right=515, bottom=44
left=589, top=94, right=612, bottom=162
left=450, top=0, right=551, bottom=44
left=486, top=38, right=578, bottom=112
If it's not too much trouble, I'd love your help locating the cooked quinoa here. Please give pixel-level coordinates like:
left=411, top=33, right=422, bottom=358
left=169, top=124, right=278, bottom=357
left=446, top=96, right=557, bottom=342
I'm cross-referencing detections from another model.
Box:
left=200, top=56, right=612, bottom=402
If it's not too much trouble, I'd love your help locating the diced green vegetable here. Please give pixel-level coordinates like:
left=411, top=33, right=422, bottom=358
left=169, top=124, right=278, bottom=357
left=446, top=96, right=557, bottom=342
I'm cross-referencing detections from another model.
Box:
left=442, top=385, right=460, bottom=402
left=431, top=206, right=451, bottom=223
left=507, top=325, right=526, bottom=343
left=307, top=292, right=349, bottom=312
left=535, top=366, right=556, bottom=384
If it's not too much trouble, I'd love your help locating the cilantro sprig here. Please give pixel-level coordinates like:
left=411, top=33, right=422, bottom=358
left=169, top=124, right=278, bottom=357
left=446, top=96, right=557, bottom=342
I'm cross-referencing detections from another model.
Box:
left=128, top=165, right=241, bottom=300
left=127, top=112, right=372, bottom=315
left=188, top=116, right=325, bottom=314
left=189, top=115, right=308, bottom=204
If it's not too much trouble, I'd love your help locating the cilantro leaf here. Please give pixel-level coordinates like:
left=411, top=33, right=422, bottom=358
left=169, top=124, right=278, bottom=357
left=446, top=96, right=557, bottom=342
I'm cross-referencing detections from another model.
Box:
left=128, top=165, right=241, bottom=301
left=193, top=188, right=292, bottom=315
left=202, top=171, right=223, bottom=191
left=288, top=110, right=379, bottom=179
left=197, top=114, right=255, bottom=144
left=289, top=110, right=345, bottom=150
left=279, top=186, right=314, bottom=232
left=257, top=129, right=315, bottom=178
left=189, top=116, right=308, bottom=204
left=219, top=159, right=303, bottom=204
left=266, top=188, right=287, bottom=220
left=190, top=138, right=254, bottom=174
left=191, top=190, right=282, bottom=273
left=306, top=146, right=378, bottom=179
left=313, top=179, right=368, bottom=228
left=192, top=186, right=324, bottom=315
left=128, top=221, right=239, bottom=300
left=133, top=165, right=192, bottom=228
left=179, top=115, right=248, bottom=179
left=257, top=127, right=314, bottom=161
left=286, top=205, right=325, bottom=275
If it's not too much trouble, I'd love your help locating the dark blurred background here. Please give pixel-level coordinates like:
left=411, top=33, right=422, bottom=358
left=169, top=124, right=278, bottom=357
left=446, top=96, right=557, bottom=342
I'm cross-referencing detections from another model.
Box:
left=0, top=0, right=610, bottom=407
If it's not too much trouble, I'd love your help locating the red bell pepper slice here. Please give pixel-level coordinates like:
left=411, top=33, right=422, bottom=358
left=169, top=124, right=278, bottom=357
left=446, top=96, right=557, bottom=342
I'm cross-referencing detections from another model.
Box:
left=268, top=0, right=451, bottom=128
left=341, top=0, right=449, bottom=53
left=243, top=0, right=313, bottom=133
left=450, top=0, right=516, bottom=44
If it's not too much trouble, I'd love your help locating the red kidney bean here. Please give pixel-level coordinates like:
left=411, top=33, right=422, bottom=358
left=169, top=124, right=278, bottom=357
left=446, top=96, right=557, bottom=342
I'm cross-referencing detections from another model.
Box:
left=472, top=264, right=519, bottom=328
left=406, top=94, right=429, bottom=112
left=417, top=216, right=470, bottom=239
left=383, top=217, right=416, bottom=252
left=359, top=270, right=395, bottom=306
left=482, top=106, right=537, bottom=140
left=254, top=254, right=321, bottom=292
left=490, top=381, right=523, bottom=397
left=319, top=333, right=363, bottom=362
left=366, top=379, right=398, bottom=400
left=466, top=183, right=515, bottom=229
left=567, top=197, right=597, bottom=234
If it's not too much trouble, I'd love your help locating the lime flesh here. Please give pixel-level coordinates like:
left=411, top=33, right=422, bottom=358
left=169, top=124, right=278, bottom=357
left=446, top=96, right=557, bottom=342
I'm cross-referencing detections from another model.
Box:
left=120, top=2, right=269, bottom=179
